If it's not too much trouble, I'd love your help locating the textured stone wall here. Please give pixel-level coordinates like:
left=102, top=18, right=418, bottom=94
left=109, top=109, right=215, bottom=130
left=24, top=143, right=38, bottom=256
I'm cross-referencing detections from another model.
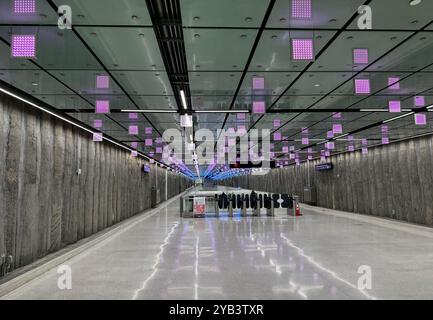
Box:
left=222, top=135, right=433, bottom=227
left=0, top=92, right=190, bottom=271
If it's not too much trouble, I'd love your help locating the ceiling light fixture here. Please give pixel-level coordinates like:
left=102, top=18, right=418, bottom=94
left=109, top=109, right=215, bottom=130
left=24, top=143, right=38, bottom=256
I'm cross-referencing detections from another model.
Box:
left=180, top=90, right=188, bottom=110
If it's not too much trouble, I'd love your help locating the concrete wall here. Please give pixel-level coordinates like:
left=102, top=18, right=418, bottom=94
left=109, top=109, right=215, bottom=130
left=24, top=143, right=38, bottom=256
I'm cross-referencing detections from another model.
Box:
left=0, top=91, right=190, bottom=271
left=222, top=135, right=433, bottom=227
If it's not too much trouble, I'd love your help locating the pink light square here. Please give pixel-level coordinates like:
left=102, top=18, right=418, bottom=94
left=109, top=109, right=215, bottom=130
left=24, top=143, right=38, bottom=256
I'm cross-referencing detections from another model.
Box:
left=326, top=142, right=335, bottom=150
left=291, top=39, right=314, bottom=60
left=415, top=113, right=427, bottom=125
left=388, top=77, right=400, bottom=90
left=362, top=147, right=369, bottom=155
left=327, top=131, right=334, bottom=139
left=129, top=125, right=139, bottom=135
left=131, top=142, right=138, bottom=148
left=14, top=0, right=35, bottom=13
left=290, top=153, right=295, bottom=159
left=156, top=147, right=163, bottom=154
left=131, top=151, right=138, bottom=157
left=93, top=132, right=103, bottom=142
left=253, top=77, right=265, bottom=90
left=325, top=150, right=331, bottom=157
left=362, top=138, right=368, bottom=145
left=348, top=145, right=355, bottom=152
left=145, top=127, right=153, bottom=135
left=11, top=35, right=36, bottom=58
left=145, top=139, right=153, bottom=146
left=301, top=127, right=309, bottom=134
left=237, top=113, right=246, bottom=120
left=354, top=79, right=370, bottom=94
left=274, top=132, right=282, bottom=141
left=93, top=119, right=103, bottom=128
left=252, top=101, right=266, bottom=114
left=414, top=96, right=425, bottom=107
left=128, top=112, right=138, bottom=119
left=308, top=155, right=313, bottom=160
left=332, top=112, right=342, bottom=119
left=96, top=75, right=109, bottom=89
left=282, top=146, right=289, bottom=153
left=302, top=137, right=309, bottom=145
left=382, top=137, right=389, bottom=145
left=273, top=119, right=281, bottom=127
left=95, top=100, right=110, bottom=114
left=353, top=48, right=369, bottom=64
left=291, top=0, right=312, bottom=19
left=388, top=100, right=401, bottom=113
left=381, top=125, right=388, bottom=133
left=333, top=123, right=343, bottom=134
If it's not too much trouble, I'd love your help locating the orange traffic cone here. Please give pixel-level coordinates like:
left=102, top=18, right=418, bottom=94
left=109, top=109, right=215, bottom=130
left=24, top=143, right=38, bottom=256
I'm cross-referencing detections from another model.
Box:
left=295, top=204, right=302, bottom=216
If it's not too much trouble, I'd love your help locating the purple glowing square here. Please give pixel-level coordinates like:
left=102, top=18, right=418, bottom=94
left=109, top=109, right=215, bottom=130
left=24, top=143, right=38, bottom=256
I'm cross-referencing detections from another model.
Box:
left=14, top=0, right=35, bottom=13
left=302, top=137, right=309, bottom=145
left=308, top=155, right=313, bottom=160
left=353, top=48, right=369, bottom=64
left=388, top=100, right=401, bottom=113
left=145, top=139, right=153, bottom=146
left=156, top=137, right=162, bottom=144
left=325, top=150, right=331, bottom=157
left=333, top=124, right=343, bottom=134
left=381, top=125, right=388, bottom=133
left=131, top=142, right=138, bottom=148
left=362, top=138, right=368, bottom=145
left=414, top=96, right=425, bottom=107
left=326, top=142, right=335, bottom=150
left=301, top=127, right=309, bottom=134
left=253, top=77, right=265, bottom=90
left=145, top=127, right=152, bottom=135
left=332, top=112, right=342, bottom=119
left=95, top=100, right=110, bottom=114
left=362, top=147, right=368, bottom=155
left=128, top=112, right=138, bottom=120
left=96, top=75, right=109, bottom=89
left=348, top=145, right=355, bottom=152
left=388, top=77, right=400, bottom=90
left=348, top=135, right=354, bottom=141
left=291, top=0, right=312, bottom=19
left=252, top=101, right=266, bottom=114
left=93, top=119, right=102, bottom=128
left=415, top=113, right=427, bottom=125
left=237, top=124, right=246, bottom=131
left=274, top=132, right=282, bottom=141
left=308, top=148, right=313, bottom=153
left=273, top=119, right=281, bottom=127
left=382, top=137, right=389, bottom=145
left=129, top=125, right=139, bottom=135
left=282, top=146, right=289, bottom=153
left=11, top=35, right=36, bottom=58
left=156, top=147, right=163, bottom=154
left=237, top=113, right=246, bottom=120
left=93, top=132, right=103, bottom=142
left=289, top=153, right=295, bottom=160
left=327, top=131, right=334, bottom=139
left=354, top=79, right=370, bottom=94
left=291, top=39, right=314, bottom=60
left=290, top=146, right=295, bottom=151
left=131, top=150, right=138, bottom=157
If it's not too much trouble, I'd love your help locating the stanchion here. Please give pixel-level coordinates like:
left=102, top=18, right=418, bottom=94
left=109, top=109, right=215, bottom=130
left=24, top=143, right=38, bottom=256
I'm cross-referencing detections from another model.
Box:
left=266, top=193, right=274, bottom=216
left=228, top=194, right=234, bottom=217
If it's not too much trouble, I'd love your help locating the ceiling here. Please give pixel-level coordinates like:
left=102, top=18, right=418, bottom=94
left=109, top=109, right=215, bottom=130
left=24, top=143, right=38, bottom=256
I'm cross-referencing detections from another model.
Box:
left=1, top=0, right=433, bottom=179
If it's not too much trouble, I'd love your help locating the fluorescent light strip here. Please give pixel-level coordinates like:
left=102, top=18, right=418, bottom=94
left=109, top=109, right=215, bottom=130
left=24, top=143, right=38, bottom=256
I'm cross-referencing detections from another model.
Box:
left=121, top=109, right=177, bottom=113
left=180, top=90, right=187, bottom=110
left=0, top=86, right=178, bottom=171
left=194, top=110, right=249, bottom=114
left=382, top=112, right=415, bottom=124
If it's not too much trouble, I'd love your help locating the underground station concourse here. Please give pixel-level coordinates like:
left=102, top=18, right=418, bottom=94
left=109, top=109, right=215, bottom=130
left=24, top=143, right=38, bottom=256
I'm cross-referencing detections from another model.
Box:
left=1, top=0, right=433, bottom=305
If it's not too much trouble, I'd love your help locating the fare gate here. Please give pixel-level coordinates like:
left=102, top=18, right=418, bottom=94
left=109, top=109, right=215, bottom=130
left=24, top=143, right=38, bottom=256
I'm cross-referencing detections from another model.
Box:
left=180, top=191, right=302, bottom=218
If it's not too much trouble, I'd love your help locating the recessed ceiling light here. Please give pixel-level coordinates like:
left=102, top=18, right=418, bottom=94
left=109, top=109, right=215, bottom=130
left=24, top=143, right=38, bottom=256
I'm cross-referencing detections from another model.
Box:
left=240, top=34, right=247, bottom=38
left=31, top=82, right=38, bottom=86
left=316, top=35, right=322, bottom=39
left=280, top=18, right=287, bottom=22
left=77, top=14, right=85, bottom=19
left=39, top=13, right=47, bottom=18
left=131, top=15, right=139, bottom=20
left=420, top=36, right=427, bottom=40
left=390, top=36, right=397, bottom=40
left=194, top=33, right=200, bottom=38
left=329, top=18, right=337, bottom=23
left=193, top=16, right=200, bottom=21
left=346, top=36, right=353, bottom=40
left=90, top=32, right=97, bottom=36
left=245, top=17, right=253, bottom=22
left=409, top=0, right=422, bottom=6
left=271, top=35, right=278, bottom=39
left=411, top=20, right=419, bottom=24
left=232, top=65, right=237, bottom=68
left=314, top=84, right=320, bottom=87
left=138, top=33, right=145, bottom=37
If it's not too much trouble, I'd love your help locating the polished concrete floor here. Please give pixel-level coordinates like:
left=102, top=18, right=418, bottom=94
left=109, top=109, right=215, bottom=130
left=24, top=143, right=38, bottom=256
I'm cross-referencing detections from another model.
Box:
left=2, top=186, right=433, bottom=300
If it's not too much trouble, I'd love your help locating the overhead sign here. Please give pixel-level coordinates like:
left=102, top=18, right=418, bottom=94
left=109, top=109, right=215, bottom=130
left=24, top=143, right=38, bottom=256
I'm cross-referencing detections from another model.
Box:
left=315, top=163, right=333, bottom=171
